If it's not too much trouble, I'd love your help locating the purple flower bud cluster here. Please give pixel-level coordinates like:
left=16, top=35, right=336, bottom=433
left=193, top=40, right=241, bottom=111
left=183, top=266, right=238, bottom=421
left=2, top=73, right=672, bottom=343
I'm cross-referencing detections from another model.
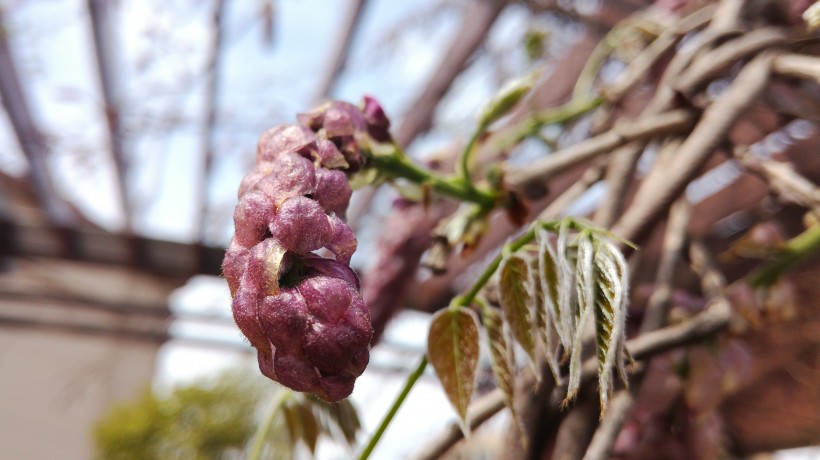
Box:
left=223, top=97, right=390, bottom=401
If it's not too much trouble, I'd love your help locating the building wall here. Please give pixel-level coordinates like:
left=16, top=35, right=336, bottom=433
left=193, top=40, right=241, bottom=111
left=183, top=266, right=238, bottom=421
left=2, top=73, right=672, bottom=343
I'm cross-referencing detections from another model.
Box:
left=0, top=257, right=177, bottom=460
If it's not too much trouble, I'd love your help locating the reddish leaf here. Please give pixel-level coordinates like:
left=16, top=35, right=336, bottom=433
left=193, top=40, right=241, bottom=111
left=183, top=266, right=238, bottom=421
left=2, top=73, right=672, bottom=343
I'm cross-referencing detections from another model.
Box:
left=427, top=307, right=481, bottom=433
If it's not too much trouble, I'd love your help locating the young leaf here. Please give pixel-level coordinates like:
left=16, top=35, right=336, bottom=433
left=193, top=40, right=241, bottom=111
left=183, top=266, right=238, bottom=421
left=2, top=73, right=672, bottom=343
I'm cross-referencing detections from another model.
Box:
left=566, top=234, right=595, bottom=403
left=555, top=223, right=578, bottom=349
left=427, top=306, right=481, bottom=434
left=538, top=229, right=570, bottom=351
left=499, top=253, right=538, bottom=366
left=593, top=238, right=630, bottom=414
left=530, top=253, right=561, bottom=385
left=483, top=305, right=517, bottom=422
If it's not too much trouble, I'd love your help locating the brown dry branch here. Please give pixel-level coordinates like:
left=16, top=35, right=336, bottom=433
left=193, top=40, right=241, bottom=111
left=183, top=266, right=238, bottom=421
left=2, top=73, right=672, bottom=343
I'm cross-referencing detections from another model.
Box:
left=672, top=27, right=787, bottom=98
left=603, top=4, right=716, bottom=103
left=610, top=51, right=774, bottom=246
left=581, top=390, right=634, bottom=460
left=639, top=197, right=691, bottom=334
left=505, top=109, right=694, bottom=190
left=735, top=147, right=820, bottom=215
left=772, top=53, right=820, bottom=83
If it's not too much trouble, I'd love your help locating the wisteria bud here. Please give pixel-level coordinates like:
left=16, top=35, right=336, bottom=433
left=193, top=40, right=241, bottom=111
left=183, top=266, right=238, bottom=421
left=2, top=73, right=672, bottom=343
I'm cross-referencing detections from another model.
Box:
left=223, top=97, right=391, bottom=401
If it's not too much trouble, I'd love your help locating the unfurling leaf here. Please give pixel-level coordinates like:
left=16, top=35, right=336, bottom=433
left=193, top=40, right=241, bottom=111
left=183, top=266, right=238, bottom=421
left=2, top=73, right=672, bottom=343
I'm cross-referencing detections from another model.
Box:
left=499, top=254, right=538, bottom=366
left=593, top=239, right=630, bottom=414
left=530, top=253, right=561, bottom=384
left=566, top=234, right=596, bottom=403
left=483, top=306, right=518, bottom=425
left=428, top=306, right=481, bottom=434
left=478, top=72, right=536, bottom=128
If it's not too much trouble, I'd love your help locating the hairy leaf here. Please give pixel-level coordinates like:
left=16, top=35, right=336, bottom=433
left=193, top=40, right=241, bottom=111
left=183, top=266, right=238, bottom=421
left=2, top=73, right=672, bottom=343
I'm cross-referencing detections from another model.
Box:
left=593, top=239, right=630, bottom=413
left=566, top=234, right=596, bottom=403
left=483, top=306, right=517, bottom=421
left=499, top=254, right=538, bottom=365
left=428, top=306, right=481, bottom=433
left=554, top=223, right=577, bottom=348
left=530, top=253, right=561, bottom=384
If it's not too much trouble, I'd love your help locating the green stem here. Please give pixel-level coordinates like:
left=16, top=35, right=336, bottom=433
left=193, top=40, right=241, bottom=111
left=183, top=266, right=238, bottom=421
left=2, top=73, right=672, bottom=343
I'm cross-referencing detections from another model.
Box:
left=493, top=96, right=603, bottom=153
left=358, top=356, right=429, bottom=460
left=459, top=128, right=486, bottom=191
left=748, top=224, right=820, bottom=287
left=367, top=152, right=498, bottom=209
left=248, top=389, right=292, bottom=460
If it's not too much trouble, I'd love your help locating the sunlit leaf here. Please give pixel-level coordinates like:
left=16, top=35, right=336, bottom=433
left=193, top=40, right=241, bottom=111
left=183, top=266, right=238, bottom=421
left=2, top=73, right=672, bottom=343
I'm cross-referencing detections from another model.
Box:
left=593, top=238, right=630, bottom=414
left=499, top=253, right=538, bottom=365
left=428, top=306, right=481, bottom=433
left=484, top=305, right=528, bottom=447
left=483, top=306, right=517, bottom=420
left=554, top=223, right=577, bottom=348
left=566, top=234, right=595, bottom=403
left=532, top=248, right=562, bottom=384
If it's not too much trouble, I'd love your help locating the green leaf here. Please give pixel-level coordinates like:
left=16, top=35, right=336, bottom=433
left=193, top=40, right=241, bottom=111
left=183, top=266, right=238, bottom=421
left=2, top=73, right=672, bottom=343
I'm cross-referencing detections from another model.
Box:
left=499, top=254, right=538, bottom=365
left=592, top=238, right=630, bottom=414
left=478, top=73, right=536, bottom=128
left=428, top=306, right=481, bottom=434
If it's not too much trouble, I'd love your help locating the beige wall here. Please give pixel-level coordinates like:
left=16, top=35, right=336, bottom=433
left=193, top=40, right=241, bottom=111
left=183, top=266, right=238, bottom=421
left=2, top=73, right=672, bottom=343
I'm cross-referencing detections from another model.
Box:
left=0, top=257, right=177, bottom=460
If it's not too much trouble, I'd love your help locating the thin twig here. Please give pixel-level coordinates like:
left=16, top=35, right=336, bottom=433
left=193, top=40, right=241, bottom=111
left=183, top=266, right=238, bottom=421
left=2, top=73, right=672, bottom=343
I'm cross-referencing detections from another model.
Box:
left=673, top=27, right=786, bottom=98
left=506, top=109, right=694, bottom=189
left=604, top=4, right=716, bottom=102
left=735, top=147, right=820, bottom=215
left=594, top=142, right=644, bottom=228
left=772, top=53, right=820, bottom=84
left=639, top=198, right=691, bottom=334
left=582, top=390, right=634, bottom=460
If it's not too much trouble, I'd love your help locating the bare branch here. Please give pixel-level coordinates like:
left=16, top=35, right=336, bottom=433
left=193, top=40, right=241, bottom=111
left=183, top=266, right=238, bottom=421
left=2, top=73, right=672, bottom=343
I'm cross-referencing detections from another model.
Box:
left=735, top=147, right=820, bottom=215
left=639, top=197, right=690, bottom=334
left=505, top=109, right=694, bottom=190
left=611, top=52, right=774, bottom=245
left=582, top=390, right=634, bottom=460
left=772, top=53, right=820, bottom=84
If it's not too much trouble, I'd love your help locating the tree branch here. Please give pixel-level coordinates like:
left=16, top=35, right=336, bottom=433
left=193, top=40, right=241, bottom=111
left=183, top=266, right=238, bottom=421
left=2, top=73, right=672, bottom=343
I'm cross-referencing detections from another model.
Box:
left=610, top=52, right=774, bottom=245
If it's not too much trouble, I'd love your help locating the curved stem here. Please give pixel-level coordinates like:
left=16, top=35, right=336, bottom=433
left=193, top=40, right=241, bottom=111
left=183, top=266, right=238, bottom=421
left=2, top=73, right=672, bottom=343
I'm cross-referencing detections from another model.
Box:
left=367, top=152, right=498, bottom=209
left=358, top=356, right=429, bottom=460
left=458, top=128, right=485, bottom=192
